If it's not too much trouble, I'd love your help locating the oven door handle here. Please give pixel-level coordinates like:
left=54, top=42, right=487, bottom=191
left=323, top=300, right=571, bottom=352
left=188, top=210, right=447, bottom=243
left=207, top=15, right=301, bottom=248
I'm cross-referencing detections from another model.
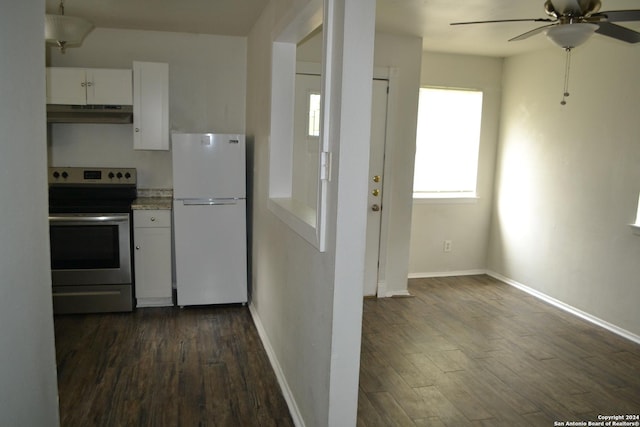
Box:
left=49, top=214, right=130, bottom=223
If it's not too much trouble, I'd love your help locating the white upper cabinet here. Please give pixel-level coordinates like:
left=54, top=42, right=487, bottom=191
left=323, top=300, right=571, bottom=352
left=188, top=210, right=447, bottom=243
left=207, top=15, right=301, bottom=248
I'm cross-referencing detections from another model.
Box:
left=133, top=61, right=169, bottom=151
left=46, top=67, right=133, bottom=105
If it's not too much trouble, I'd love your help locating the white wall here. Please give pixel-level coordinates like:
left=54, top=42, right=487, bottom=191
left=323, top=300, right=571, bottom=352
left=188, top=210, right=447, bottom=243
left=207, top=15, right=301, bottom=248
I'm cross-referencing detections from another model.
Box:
left=47, top=28, right=246, bottom=189
left=247, top=3, right=332, bottom=422
left=246, top=0, right=375, bottom=424
left=373, top=33, right=422, bottom=296
left=0, top=2, right=60, bottom=425
left=291, top=31, right=423, bottom=297
left=409, top=52, right=503, bottom=277
left=489, top=39, right=640, bottom=338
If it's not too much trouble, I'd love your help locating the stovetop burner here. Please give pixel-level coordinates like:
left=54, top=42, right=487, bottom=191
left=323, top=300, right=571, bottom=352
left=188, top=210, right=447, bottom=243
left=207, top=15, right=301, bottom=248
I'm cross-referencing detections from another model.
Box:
left=48, top=167, right=137, bottom=213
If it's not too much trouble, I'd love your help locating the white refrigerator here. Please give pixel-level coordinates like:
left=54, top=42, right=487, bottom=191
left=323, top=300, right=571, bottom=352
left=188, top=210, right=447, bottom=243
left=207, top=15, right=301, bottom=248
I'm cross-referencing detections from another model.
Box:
left=172, top=133, right=247, bottom=306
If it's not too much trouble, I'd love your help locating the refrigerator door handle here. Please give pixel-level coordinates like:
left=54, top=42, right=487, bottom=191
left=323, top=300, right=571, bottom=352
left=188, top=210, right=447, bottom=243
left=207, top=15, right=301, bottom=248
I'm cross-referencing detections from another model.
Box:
left=180, top=198, right=240, bottom=206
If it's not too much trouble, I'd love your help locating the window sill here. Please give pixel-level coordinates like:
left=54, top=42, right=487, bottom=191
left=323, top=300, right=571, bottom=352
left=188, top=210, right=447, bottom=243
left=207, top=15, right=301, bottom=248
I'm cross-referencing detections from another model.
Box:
left=413, top=194, right=479, bottom=205
left=268, top=197, right=323, bottom=250
left=630, top=224, right=640, bottom=236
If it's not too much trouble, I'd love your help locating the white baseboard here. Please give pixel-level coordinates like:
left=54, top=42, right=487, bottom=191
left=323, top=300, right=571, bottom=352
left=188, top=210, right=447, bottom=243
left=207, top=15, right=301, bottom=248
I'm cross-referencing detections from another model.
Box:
left=408, top=269, right=487, bottom=279
left=136, top=297, right=174, bottom=308
left=376, top=280, right=387, bottom=298
left=248, top=303, right=305, bottom=427
left=486, top=271, right=640, bottom=346
left=385, top=289, right=412, bottom=298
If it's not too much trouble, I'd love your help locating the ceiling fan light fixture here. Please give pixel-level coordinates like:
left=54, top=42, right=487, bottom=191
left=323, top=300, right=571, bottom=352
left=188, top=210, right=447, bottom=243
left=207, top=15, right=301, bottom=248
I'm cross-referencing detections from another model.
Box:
left=545, top=22, right=598, bottom=48
left=45, top=1, right=94, bottom=53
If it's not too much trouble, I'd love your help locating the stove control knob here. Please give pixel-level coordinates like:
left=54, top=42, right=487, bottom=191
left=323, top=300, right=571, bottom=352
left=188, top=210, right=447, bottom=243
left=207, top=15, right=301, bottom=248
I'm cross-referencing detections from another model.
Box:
left=124, top=172, right=131, bottom=179
left=116, top=172, right=123, bottom=179
left=108, top=172, right=115, bottom=179
left=52, top=171, right=60, bottom=178
left=61, top=171, right=68, bottom=179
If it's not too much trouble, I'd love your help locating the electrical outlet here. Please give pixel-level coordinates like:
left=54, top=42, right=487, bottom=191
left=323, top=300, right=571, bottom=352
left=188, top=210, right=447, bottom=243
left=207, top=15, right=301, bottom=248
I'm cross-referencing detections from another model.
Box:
left=443, top=240, right=452, bottom=252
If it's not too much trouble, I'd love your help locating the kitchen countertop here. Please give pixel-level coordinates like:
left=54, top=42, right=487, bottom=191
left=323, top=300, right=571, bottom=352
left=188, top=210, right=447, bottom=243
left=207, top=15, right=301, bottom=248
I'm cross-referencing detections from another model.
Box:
left=132, top=188, right=173, bottom=210
left=132, top=197, right=172, bottom=210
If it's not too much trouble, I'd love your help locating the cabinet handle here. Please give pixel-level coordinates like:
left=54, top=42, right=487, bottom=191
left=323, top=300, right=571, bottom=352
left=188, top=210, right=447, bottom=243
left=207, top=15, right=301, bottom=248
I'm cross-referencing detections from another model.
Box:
left=135, top=245, right=140, bottom=250
left=150, top=217, right=156, bottom=222
left=81, top=82, right=86, bottom=87
left=86, top=81, right=93, bottom=87
left=135, top=128, right=140, bottom=132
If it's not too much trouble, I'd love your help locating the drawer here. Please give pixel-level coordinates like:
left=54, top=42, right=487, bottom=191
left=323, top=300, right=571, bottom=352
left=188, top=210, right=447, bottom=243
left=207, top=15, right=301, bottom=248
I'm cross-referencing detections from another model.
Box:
left=134, top=210, right=171, bottom=228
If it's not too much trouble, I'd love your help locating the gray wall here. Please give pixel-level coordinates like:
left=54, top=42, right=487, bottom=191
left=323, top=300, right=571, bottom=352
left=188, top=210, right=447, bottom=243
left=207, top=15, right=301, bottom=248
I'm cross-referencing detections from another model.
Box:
left=409, top=51, right=503, bottom=277
left=489, top=39, right=640, bottom=337
left=246, top=0, right=377, bottom=424
left=373, top=33, right=422, bottom=296
left=0, top=2, right=60, bottom=425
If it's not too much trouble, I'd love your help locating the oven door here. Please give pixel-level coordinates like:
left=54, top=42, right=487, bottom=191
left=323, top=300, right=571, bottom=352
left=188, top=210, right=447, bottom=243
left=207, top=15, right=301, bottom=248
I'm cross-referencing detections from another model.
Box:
left=49, top=212, right=132, bottom=286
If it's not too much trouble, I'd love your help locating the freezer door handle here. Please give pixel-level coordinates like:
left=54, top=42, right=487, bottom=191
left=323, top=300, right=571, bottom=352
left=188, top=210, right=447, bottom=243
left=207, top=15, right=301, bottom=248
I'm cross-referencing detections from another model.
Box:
left=181, top=198, right=239, bottom=206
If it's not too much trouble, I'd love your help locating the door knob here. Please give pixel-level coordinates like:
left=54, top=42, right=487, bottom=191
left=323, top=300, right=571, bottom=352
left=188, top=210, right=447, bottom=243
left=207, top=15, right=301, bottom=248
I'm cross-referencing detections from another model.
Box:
left=373, top=175, right=381, bottom=183
left=371, top=204, right=380, bottom=212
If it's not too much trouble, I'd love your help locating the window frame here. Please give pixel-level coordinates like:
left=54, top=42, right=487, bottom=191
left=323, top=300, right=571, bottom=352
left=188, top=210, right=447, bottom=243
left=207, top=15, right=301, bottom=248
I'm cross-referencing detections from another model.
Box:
left=268, top=1, right=329, bottom=251
left=412, top=86, right=484, bottom=202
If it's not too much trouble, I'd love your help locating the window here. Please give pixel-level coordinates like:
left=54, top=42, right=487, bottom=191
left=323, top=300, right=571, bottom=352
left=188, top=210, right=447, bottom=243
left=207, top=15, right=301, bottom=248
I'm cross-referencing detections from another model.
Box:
left=308, top=92, right=321, bottom=137
left=413, top=87, right=483, bottom=199
left=632, top=193, right=640, bottom=235
left=268, top=1, right=327, bottom=251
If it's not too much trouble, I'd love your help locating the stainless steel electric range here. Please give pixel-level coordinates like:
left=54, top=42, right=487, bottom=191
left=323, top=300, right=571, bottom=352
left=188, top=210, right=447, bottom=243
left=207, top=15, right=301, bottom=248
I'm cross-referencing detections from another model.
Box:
left=48, top=167, right=137, bottom=314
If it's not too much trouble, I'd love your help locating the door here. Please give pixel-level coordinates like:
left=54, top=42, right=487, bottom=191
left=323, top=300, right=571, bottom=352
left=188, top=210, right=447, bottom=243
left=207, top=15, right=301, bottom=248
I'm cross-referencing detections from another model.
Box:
left=46, top=67, right=87, bottom=105
left=87, top=69, right=133, bottom=105
left=293, top=73, right=322, bottom=211
left=172, top=133, right=246, bottom=199
left=133, top=61, right=169, bottom=150
left=363, top=79, right=389, bottom=296
left=49, top=213, right=132, bottom=286
left=174, top=200, right=248, bottom=306
left=133, top=210, right=172, bottom=301
left=290, top=73, right=389, bottom=296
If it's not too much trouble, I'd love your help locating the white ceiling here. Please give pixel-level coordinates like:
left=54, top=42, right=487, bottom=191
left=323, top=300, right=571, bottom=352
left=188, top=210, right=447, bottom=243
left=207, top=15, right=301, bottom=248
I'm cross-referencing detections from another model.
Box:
left=46, top=0, right=640, bottom=57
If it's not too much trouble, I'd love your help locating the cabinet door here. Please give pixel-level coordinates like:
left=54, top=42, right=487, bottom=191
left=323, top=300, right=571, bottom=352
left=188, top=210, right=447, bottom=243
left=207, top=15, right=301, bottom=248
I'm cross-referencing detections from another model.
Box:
left=134, top=224, right=172, bottom=300
left=86, top=69, right=132, bottom=105
left=133, top=61, right=169, bottom=150
left=46, top=68, right=87, bottom=105
left=174, top=200, right=247, bottom=306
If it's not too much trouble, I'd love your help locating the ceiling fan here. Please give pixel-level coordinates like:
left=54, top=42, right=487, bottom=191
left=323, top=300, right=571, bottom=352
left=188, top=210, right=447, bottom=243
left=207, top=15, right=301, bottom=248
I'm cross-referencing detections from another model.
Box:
left=451, top=0, right=640, bottom=104
left=452, top=0, right=640, bottom=48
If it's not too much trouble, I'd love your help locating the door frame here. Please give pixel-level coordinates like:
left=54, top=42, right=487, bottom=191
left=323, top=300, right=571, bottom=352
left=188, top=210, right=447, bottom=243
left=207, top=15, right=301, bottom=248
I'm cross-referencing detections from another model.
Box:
left=370, top=67, right=398, bottom=298
left=294, top=63, right=399, bottom=297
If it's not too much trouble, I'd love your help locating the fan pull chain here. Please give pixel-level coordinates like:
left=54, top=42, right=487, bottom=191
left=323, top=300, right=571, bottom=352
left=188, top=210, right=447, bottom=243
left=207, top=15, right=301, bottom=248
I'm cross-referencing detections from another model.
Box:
left=560, top=47, right=572, bottom=106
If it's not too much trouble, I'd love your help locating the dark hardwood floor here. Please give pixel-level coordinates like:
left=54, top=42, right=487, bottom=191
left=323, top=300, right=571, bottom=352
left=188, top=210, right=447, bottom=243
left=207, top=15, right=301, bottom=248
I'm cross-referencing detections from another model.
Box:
left=54, top=305, right=293, bottom=427
left=358, top=275, right=640, bottom=426
left=55, top=276, right=640, bottom=426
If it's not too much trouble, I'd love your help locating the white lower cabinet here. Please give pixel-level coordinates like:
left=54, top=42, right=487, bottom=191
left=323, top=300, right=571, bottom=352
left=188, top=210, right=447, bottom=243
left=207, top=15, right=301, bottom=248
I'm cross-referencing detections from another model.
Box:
left=133, top=210, right=173, bottom=307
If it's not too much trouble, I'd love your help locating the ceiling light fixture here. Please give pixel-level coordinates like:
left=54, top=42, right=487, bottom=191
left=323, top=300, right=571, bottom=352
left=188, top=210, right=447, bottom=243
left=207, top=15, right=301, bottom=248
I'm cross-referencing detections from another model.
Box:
left=544, top=23, right=598, bottom=105
left=45, top=0, right=94, bottom=54
left=545, top=22, right=598, bottom=49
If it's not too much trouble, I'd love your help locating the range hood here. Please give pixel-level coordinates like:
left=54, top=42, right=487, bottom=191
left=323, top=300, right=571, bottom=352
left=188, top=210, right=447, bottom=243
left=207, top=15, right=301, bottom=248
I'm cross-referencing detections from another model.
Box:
left=47, top=104, right=133, bottom=124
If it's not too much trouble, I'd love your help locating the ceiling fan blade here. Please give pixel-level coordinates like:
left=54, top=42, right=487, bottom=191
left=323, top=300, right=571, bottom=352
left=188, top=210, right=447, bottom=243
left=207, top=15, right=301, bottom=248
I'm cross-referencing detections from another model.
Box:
left=595, top=22, right=640, bottom=43
left=451, top=18, right=554, bottom=26
left=595, top=10, right=640, bottom=22
left=509, top=24, right=557, bottom=42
